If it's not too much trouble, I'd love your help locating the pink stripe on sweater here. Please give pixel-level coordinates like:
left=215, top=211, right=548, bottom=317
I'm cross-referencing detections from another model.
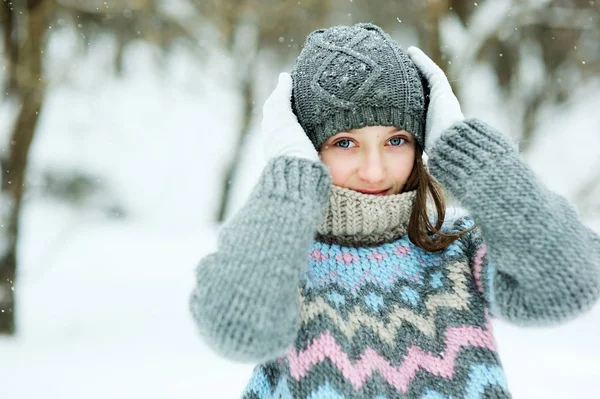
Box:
left=287, top=318, right=497, bottom=393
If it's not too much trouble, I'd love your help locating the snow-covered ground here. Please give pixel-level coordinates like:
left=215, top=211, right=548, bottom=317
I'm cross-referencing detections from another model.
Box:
left=1, top=29, right=599, bottom=398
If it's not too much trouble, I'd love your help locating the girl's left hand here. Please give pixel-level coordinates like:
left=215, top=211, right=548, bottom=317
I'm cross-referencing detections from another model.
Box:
left=407, top=46, right=464, bottom=154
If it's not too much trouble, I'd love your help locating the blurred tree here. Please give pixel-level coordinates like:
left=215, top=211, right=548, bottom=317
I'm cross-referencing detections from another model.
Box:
left=0, top=0, right=205, bottom=335
left=0, top=0, right=54, bottom=335
left=55, top=0, right=204, bottom=74
left=441, top=0, right=600, bottom=214
left=191, top=0, right=334, bottom=222
left=444, top=0, right=600, bottom=152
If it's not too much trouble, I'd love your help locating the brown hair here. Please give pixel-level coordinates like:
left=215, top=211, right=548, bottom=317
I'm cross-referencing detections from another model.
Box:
left=401, top=146, right=475, bottom=252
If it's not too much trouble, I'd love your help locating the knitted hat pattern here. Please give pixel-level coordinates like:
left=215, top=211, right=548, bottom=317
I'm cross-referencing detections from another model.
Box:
left=291, top=23, right=427, bottom=151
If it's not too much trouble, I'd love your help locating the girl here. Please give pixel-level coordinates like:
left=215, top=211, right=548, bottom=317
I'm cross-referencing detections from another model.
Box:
left=190, top=23, right=600, bottom=398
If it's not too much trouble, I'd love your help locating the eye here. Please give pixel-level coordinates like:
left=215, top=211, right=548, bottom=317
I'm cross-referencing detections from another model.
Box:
left=388, top=136, right=406, bottom=147
left=333, top=138, right=355, bottom=149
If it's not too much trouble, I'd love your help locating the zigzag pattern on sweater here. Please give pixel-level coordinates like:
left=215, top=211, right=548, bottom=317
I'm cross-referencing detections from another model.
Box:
left=286, top=315, right=496, bottom=393
left=421, top=364, right=508, bottom=399
left=242, top=361, right=506, bottom=399
left=297, top=260, right=471, bottom=343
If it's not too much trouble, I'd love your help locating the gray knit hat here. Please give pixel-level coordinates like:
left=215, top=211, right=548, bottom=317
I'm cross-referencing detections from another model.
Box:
left=291, top=23, right=427, bottom=151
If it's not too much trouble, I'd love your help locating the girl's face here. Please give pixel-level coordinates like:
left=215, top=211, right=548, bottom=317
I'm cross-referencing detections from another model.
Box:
left=319, top=125, right=416, bottom=196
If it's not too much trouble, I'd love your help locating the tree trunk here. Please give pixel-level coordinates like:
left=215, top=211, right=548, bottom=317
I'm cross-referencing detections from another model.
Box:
left=216, top=65, right=256, bottom=223
left=417, top=0, right=447, bottom=72
left=0, top=0, right=53, bottom=335
left=216, top=14, right=258, bottom=223
left=0, top=0, right=18, bottom=93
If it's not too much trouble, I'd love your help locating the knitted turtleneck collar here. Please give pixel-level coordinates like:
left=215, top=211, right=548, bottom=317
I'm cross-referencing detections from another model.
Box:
left=316, top=185, right=416, bottom=247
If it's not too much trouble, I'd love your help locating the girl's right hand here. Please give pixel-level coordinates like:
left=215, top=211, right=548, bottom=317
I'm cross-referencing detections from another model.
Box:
left=261, top=73, right=320, bottom=163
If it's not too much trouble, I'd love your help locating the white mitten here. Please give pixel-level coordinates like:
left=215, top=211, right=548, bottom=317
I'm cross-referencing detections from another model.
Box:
left=407, top=46, right=464, bottom=153
left=261, top=73, right=319, bottom=163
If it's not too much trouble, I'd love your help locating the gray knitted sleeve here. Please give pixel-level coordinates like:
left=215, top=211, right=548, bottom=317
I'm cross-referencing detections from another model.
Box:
left=189, top=155, right=331, bottom=363
left=428, top=118, right=600, bottom=326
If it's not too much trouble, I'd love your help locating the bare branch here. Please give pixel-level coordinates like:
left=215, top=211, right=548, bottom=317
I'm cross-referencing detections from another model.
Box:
left=56, top=0, right=148, bottom=13
left=447, top=0, right=551, bottom=78
left=518, top=6, right=598, bottom=30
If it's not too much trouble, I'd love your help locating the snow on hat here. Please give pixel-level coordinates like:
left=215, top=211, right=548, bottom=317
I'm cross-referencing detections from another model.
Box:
left=291, top=22, right=427, bottom=151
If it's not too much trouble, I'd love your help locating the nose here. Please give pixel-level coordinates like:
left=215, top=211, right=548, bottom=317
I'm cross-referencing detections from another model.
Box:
left=357, top=151, right=386, bottom=184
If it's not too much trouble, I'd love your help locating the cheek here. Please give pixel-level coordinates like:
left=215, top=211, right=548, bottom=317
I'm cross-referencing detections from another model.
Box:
left=320, top=153, right=354, bottom=186
left=390, top=154, right=415, bottom=182
left=327, top=163, right=354, bottom=186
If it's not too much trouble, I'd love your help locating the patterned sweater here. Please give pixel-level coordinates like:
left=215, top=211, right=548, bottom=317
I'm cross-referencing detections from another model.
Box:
left=189, top=119, right=600, bottom=398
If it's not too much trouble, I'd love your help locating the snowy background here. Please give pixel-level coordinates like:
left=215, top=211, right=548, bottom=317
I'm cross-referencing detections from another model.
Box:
left=1, top=14, right=600, bottom=399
